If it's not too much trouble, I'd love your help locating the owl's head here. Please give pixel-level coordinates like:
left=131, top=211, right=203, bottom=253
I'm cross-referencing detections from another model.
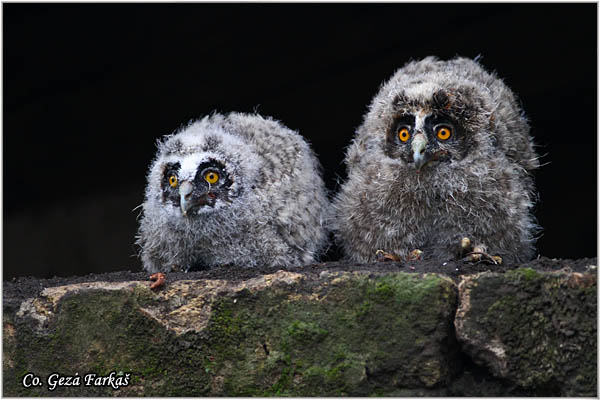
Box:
left=354, top=56, right=536, bottom=173
left=160, top=156, right=232, bottom=216
left=147, top=115, right=260, bottom=218
left=383, top=92, right=469, bottom=171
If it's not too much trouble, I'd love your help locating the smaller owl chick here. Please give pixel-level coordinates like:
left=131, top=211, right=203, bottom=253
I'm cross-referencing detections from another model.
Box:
left=331, top=56, right=540, bottom=265
left=137, top=112, right=328, bottom=273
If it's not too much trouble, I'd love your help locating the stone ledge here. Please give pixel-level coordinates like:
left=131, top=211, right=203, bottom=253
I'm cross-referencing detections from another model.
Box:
left=3, top=258, right=597, bottom=396
left=455, top=268, right=597, bottom=396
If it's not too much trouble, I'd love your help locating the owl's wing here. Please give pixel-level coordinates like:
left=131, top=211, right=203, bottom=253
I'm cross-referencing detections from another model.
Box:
left=270, top=175, right=321, bottom=254
left=482, top=70, right=540, bottom=172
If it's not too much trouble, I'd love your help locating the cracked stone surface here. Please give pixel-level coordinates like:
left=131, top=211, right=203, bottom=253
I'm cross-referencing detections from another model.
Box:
left=3, top=258, right=597, bottom=396
left=454, top=268, right=597, bottom=396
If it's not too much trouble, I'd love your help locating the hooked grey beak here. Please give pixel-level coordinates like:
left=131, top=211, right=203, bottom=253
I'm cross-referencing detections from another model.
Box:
left=411, top=133, right=429, bottom=170
left=179, top=181, right=194, bottom=216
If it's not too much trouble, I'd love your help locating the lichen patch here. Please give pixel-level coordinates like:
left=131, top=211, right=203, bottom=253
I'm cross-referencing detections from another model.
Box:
left=16, top=281, right=141, bottom=332
left=138, top=270, right=305, bottom=335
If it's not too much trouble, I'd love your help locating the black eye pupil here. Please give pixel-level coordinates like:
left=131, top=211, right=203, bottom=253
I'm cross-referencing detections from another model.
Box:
left=437, top=127, right=451, bottom=138
left=206, top=172, right=219, bottom=183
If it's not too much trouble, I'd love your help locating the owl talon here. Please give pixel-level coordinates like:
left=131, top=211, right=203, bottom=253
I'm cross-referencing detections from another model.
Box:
left=407, top=249, right=423, bottom=261
left=463, top=251, right=502, bottom=265
left=459, top=239, right=502, bottom=265
left=375, top=250, right=402, bottom=262
left=375, top=249, right=421, bottom=262
left=460, top=237, right=473, bottom=254
left=149, top=272, right=166, bottom=289
left=170, top=264, right=184, bottom=272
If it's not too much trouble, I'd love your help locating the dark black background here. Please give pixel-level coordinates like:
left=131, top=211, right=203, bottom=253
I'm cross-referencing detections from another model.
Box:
left=3, top=3, right=597, bottom=279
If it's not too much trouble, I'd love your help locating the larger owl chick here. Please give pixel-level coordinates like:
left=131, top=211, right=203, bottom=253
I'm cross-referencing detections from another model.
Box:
left=137, top=112, right=328, bottom=272
left=331, top=56, right=540, bottom=264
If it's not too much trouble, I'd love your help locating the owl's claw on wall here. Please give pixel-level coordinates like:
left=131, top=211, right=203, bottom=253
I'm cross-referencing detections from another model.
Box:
left=375, top=249, right=422, bottom=262
left=463, top=252, right=503, bottom=265
left=459, top=237, right=502, bottom=265
left=490, top=255, right=503, bottom=264
left=407, top=249, right=423, bottom=261
left=149, top=272, right=166, bottom=289
left=460, top=237, right=473, bottom=254
left=375, top=250, right=402, bottom=262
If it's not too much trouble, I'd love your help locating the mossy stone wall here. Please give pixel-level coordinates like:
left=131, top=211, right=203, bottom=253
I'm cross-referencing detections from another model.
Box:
left=3, top=266, right=597, bottom=396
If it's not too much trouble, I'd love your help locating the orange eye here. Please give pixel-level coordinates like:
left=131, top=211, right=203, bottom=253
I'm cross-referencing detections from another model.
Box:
left=398, top=127, right=411, bottom=142
left=205, top=171, right=219, bottom=184
left=436, top=126, right=452, bottom=140
left=169, top=175, right=178, bottom=188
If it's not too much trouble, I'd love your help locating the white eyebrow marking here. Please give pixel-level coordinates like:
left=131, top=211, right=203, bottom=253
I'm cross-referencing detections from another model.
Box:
left=414, top=112, right=430, bottom=133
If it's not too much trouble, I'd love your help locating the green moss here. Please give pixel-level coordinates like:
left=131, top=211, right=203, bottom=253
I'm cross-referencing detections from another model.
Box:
left=265, top=366, right=294, bottom=396
left=304, top=363, right=343, bottom=384
left=4, top=289, right=215, bottom=396
left=467, top=270, right=597, bottom=395
left=355, top=300, right=373, bottom=319
left=286, top=320, right=328, bottom=343
left=211, top=303, right=241, bottom=340
left=197, top=272, right=457, bottom=396
left=4, top=272, right=458, bottom=396
left=363, top=273, right=445, bottom=305
left=506, top=267, right=541, bottom=282
left=131, top=284, right=161, bottom=308
left=7, top=267, right=592, bottom=396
